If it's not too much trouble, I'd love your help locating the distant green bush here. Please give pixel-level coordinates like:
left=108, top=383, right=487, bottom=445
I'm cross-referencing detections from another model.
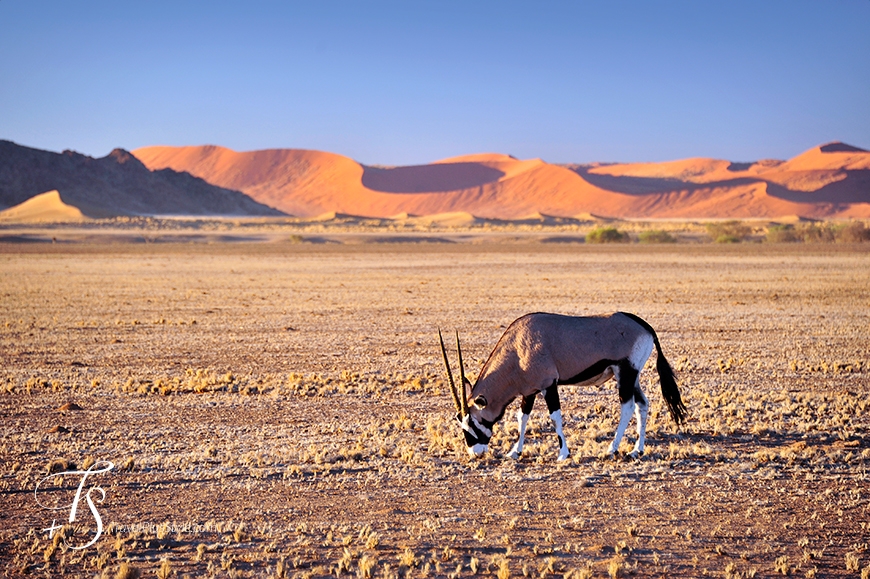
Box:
left=586, top=227, right=630, bottom=243
left=714, top=235, right=742, bottom=243
left=706, top=221, right=752, bottom=243
left=638, top=230, right=677, bottom=244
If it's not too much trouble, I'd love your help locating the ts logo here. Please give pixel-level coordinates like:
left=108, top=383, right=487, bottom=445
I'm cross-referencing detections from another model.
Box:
left=35, top=461, right=115, bottom=550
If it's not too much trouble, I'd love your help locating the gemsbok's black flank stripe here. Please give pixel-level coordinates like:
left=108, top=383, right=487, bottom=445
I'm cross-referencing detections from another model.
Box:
left=557, top=358, right=622, bottom=385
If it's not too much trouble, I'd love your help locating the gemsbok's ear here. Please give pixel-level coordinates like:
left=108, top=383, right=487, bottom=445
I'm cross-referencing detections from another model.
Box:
left=473, top=395, right=488, bottom=409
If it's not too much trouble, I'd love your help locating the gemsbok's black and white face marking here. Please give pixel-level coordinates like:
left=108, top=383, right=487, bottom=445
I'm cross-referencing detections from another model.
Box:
left=440, top=312, right=687, bottom=461
left=439, top=330, right=494, bottom=457
left=460, top=411, right=493, bottom=457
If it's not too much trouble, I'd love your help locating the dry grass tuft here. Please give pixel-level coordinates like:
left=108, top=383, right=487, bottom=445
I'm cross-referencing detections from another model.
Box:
left=358, top=554, right=377, bottom=578
left=113, top=562, right=141, bottom=579
left=155, top=559, right=171, bottom=579
left=607, top=556, right=623, bottom=578
left=496, top=557, right=511, bottom=579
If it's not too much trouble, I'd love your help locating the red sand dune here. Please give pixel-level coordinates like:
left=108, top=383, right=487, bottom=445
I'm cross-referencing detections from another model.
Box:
left=133, top=142, right=870, bottom=219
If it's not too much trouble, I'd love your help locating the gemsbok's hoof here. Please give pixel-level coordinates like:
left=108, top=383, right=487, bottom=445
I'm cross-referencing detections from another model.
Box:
left=628, top=450, right=643, bottom=460
left=508, top=450, right=521, bottom=461
left=557, top=452, right=570, bottom=462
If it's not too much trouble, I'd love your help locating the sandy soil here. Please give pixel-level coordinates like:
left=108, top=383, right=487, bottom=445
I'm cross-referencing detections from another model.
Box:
left=1, top=241, right=869, bottom=578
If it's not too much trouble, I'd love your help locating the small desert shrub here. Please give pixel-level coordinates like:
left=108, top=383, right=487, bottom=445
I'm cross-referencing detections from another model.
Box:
left=47, top=458, right=74, bottom=474
left=724, top=562, right=739, bottom=579
left=797, top=223, right=835, bottom=243
left=398, top=548, right=418, bottom=569
left=607, top=556, right=623, bottom=578
left=566, top=567, right=594, bottom=579
left=364, top=532, right=380, bottom=550
left=834, top=221, right=870, bottom=242
left=275, top=557, right=288, bottom=578
left=114, top=563, right=141, bottom=579
left=358, top=554, right=376, bottom=578
left=233, top=523, right=249, bottom=543
left=586, top=227, right=630, bottom=243
left=470, top=557, right=480, bottom=574
left=765, top=224, right=800, bottom=243
left=774, top=555, right=789, bottom=575
left=706, top=221, right=751, bottom=243
left=765, top=221, right=869, bottom=243
left=496, top=557, right=510, bottom=579
left=638, top=229, right=677, bottom=243
left=156, top=559, right=171, bottom=579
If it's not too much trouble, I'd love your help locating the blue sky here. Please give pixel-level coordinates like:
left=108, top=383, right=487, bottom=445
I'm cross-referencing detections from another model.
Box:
left=1, top=1, right=868, bottom=165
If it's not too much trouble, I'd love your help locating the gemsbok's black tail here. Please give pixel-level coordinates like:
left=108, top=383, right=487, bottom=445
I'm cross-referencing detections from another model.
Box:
left=620, top=312, right=688, bottom=425
left=652, top=336, right=687, bottom=424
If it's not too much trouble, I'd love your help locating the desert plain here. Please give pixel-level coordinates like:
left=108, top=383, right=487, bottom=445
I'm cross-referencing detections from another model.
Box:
left=1, top=229, right=869, bottom=578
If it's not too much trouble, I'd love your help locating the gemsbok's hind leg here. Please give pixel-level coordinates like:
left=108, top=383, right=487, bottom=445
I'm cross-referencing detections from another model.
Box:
left=630, top=385, right=649, bottom=458
left=544, top=386, right=570, bottom=461
left=508, top=394, right=536, bottom=460
left=607, top=362, right=640, bottom=457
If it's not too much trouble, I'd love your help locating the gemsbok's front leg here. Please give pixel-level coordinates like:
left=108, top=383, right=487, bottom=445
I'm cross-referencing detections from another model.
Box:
left=508, top=394, right=536, bottom=460
left=544, top=386, right=570, bottom=461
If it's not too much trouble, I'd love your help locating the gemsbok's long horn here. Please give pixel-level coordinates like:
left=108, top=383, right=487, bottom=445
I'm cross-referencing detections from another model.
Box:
left=439, top=329, right=462, bottom=415
left=456, top=331, right=469, bottom=417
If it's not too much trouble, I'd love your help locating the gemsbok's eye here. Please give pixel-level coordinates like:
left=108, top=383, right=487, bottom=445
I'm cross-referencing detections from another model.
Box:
left=473, top=395, right=487, bottom=409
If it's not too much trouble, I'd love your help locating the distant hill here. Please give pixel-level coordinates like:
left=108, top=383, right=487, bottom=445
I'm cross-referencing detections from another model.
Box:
left=0, top=140, right=283, bottom=218
left=134, top=142, right=870, bottom=219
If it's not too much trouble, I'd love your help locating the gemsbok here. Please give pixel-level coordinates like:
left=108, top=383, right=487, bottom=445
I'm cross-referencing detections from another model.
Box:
left=439, top=312, right=687, bottom=460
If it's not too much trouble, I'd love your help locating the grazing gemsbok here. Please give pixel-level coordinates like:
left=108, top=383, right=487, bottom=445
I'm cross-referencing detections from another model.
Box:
left=439, top=312, right=687, bottom=460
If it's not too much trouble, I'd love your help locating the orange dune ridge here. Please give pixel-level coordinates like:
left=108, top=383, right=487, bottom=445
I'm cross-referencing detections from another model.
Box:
left=134, top=145, right=628, bottom=218
left=133, top=142, right=870, bottom=219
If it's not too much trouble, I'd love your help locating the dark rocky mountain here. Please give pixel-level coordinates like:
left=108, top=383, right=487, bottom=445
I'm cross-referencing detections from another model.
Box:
left=0, top=140, right=283, bottom=217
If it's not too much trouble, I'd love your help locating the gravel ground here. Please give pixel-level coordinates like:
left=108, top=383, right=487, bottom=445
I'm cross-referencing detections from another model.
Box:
left=1, top=240, right=869, bottom=578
